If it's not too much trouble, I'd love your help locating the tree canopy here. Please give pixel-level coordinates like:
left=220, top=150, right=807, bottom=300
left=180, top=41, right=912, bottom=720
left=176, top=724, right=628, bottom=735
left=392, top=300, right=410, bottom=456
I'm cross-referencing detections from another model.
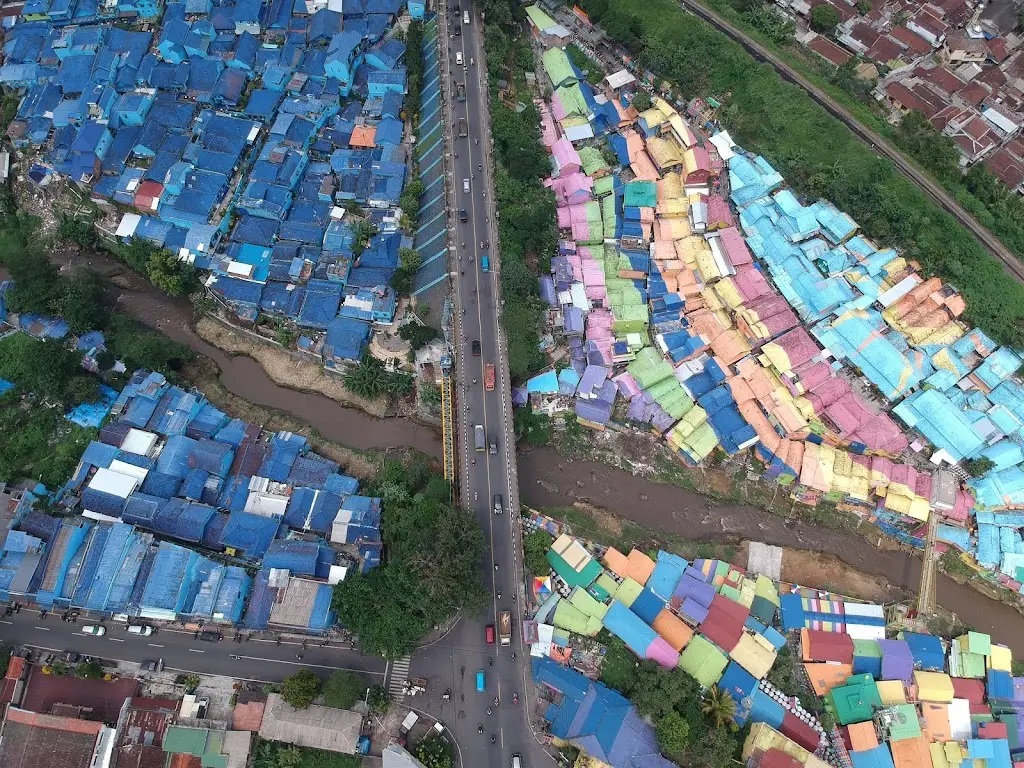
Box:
left=523, top=530, right=553, bottom=576
left=332, top=459, right=486, bottom=658
left=321, top=670, right=368, bottom=710
left=281, top=669, right=322, bottom=709
left=809, top=4, right=839, bottom=33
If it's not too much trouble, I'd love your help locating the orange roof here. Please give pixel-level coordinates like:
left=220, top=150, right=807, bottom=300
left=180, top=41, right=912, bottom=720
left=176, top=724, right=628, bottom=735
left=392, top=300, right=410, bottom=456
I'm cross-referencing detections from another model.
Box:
left=653, top=608, right=694, bottom=651
left=231, top=699, right=266, bottom=731
left=6, top=707, right=103, bottom=736
left=6, top=656, right=26, bottom=679
left=624, top=548, right=656, bottom=585
left=921, top=703, right=951, bottom=742
left=350, top=125, right=377, bottom=147
left=890, top=735, right=930, bottom=768
left=847, top=721, right=878, bottom=752
left=602, top=547, right=630, bottom=578
left=802, top=662, right=853, bottom=696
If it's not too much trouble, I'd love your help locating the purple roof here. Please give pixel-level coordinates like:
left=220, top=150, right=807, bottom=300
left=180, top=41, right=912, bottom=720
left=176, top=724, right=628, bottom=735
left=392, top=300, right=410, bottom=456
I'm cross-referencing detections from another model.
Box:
left=878, top=638, right=914, bottom=682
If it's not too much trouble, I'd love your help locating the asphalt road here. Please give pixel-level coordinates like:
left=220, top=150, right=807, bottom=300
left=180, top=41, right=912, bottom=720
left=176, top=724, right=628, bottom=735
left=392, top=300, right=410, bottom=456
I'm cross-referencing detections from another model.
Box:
left=421, top=3, right=542, bottom=768
left=0, top=610, right=388, bottom=683
left=674, top=0, right=1024, bottom=283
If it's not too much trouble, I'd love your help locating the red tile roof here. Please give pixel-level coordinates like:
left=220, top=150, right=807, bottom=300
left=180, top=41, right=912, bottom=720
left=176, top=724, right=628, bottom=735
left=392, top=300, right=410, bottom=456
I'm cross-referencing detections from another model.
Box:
left=886, top=82, right=946, bottom=118
left=867, top=35, right=907, bottom=65
left=699, top=594, right=748, bottom=653
left=956, top=81, right=990, bottom=106
left=6, top=656, right=26, bottom=679
left=231, top=699, right=266, bottom=732
left=760, top=749, right=804, bottom=768
left=803, top=629, right=854, bottom=663
left=809, top=35, right=851, bottom=67
left=0, top=708, right=102, bottom=768
left=914, top=65, right=963, bottom=94
left=985, top=148, right=1024, bottom=189
left=781, top=710, right=821, bottom=751
left=133, top=180, right=163, bottom=213
left=891, top=25, right=931, bottom=56
left=987, top=37, right=1009, bottom=63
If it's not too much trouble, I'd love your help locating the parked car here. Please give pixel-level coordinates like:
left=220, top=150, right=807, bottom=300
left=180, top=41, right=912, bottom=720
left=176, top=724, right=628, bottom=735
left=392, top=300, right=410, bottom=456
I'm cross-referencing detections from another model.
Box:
left=199, top=631, right=222, bottom=643
left=127, top=625, right=154, bottom=636
left=455, top=51, right=463, bottom=66
left=81, top=625, right=105, bottom=637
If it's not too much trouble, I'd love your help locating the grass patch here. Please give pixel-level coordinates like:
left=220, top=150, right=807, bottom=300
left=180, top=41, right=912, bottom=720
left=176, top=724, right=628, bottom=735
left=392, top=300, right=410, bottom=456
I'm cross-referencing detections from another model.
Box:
left=566, top=43, right=605, bottom=85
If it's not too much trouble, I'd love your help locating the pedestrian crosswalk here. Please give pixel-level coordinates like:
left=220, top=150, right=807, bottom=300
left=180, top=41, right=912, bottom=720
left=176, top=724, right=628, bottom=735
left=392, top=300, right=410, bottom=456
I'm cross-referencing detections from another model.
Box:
left=388, top=655, right=411, bottom=700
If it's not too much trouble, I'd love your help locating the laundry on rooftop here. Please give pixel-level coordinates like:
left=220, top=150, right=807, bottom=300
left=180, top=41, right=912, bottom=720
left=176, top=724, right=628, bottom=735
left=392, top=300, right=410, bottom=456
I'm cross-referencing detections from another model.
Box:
left=518, top=6, right=1024, bottom=593
left=1, top=0, right=428, bottom=355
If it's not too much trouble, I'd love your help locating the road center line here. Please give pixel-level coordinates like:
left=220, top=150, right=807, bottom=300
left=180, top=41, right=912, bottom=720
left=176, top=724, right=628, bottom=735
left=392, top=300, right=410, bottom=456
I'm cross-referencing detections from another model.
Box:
left=109, top=637, right=124, bottom=642
left=34, top=627, right=50, bottom=631
left=148, top=644, right=164, bottom=648
left=188, top=648, right=204, bottom=653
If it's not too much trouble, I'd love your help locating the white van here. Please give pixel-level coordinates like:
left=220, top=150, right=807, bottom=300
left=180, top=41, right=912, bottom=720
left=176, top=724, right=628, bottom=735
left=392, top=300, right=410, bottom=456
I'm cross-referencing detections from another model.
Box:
left=463, top=178, right=470, bottom=193
left=511, top=756, right=522, bottom=768
left=455, top=51, right=463, bottom=66
left=463, top=10, right=470, bottom=24
left=128, top=624, right=154, bottom=636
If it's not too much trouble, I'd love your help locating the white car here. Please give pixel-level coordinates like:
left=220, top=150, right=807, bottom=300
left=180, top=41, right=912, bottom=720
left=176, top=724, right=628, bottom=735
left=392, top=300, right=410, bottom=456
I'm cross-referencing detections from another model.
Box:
left=455, top=51, right=463, bottom=66
left=463, top=178, right=470, bottom=193
left=82, top=625, right=106, bottom=637
left=127, top=625, right=154, bottom=636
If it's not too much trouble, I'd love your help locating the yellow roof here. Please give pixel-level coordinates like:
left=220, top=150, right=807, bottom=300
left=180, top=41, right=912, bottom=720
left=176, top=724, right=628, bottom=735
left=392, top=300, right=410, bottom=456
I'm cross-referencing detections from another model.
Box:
left=989, top=644, right=1012, bottom=672
left=730, top=632, right=777, bottom=679
left=913, top=671, right=954, bottom=703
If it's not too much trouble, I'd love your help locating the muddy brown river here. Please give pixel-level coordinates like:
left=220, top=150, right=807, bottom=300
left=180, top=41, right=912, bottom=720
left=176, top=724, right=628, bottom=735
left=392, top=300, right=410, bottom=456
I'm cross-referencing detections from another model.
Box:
left=8, top=254, right=1024, bottom=653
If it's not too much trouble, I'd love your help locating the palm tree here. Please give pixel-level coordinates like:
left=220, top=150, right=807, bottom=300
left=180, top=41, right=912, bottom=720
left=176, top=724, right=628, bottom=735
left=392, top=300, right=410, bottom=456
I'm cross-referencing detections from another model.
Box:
left=701, top=685, right=737, bottom=730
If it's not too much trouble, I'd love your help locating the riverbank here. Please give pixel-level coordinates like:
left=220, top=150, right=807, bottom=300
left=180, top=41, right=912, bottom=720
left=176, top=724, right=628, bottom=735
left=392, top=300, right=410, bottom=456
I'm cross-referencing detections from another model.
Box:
left=518, top=447, right=1024, bottom=654
left=194, top=315, right=390, bottom=418
left=11, top=249, right=1024, bottom=645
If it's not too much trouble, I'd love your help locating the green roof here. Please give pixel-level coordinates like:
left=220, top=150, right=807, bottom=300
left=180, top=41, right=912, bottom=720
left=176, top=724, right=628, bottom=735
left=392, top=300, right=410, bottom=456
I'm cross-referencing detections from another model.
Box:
left=886, top=704, right=922, bottom=742
left=594, top=573, right=618, bottom=599
left=163, top=727, right=210, bottom=756
left=570, top=587, right=609, bottom=620
left=547, top=548, right=602, bottom=588
left=957, top=651, right=986, bottom=678
left=556, top=84, right=590, bottom=119
left=853, top=639, right=882, bottom=659
left=826, top=675, right=881, bottom=725
left=525, top=5, right=556, bottom=30
left=624, top=180, right=657, bottom=208
left=613, top=577, right=644, bottom=607
left=578, top=146, right=609, bottom=176
left=542, top=48, right=576, bottom=89
left=965, top=631, right=991, bottom=656
left=678, top=635, right=728, bottom=687
left=593, top=176, right=616, bottom=197
left=554, top=599, right=602, bottom=635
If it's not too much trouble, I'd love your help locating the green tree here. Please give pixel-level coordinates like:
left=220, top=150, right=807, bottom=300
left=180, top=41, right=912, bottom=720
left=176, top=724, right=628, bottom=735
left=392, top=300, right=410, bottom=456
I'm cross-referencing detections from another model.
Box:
left=701, top=685, right=738, bottom=730
left=414, top=736, right=452, bottom=768
left=523, top=529, right=553, bottom=576
left=855, top=0, right=872, bottom=13
left=963, top=457, right=996, bottom=477
left=655, top=710, right=691, bottom=756
left=421, top=474, right=451, bottom=503
left=281, top=669, right=321, bottom=709
left=631, top=91, right=652, bottom=112
left=0, top=644, right=10, bottom=678
left=61, top=268, right=109, bottom=334
left=276, top=746, right=303, bottom=768
left=146, top=248, right=197, bottom=297
left=399, top=247, right=423, bottom=273
left=321, top=670, right=367, bottom=710
left=56, top=215, right=99, bottom=248
left=367, top=684, right=391, bottom=714
left=77, top=660, right=103, bottom=679
left=0, top=334, right=98, bottom=405
left=810, top=3, right=840, bottom=33
left=398, top=323, right=439, bottom=350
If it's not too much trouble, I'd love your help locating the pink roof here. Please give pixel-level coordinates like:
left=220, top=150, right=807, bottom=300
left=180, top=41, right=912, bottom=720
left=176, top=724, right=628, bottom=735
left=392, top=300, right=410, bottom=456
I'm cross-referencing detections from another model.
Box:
left=848, top=413, right=910, bottom=454
left=537, top=101, right=558, bottom=147
left=706, top=194, right=734, bottom=228
left=942, top=490, right=974, bottom=522
left=631, top=151, right=660, bottom=181
left=773, top=327, right=820, bottom=369
left=793, top=360, right=833, bottom=391
left=614, top=372, right=641, bottom=399
left=717, top=227, right=752, bottom=266
left=644, top=636, right=680, bottom=669
left=733, top=265, right=773, bottom=302
left=552, top=137, right=582, bottom=172
left=550, top=92, right=567, bottom=121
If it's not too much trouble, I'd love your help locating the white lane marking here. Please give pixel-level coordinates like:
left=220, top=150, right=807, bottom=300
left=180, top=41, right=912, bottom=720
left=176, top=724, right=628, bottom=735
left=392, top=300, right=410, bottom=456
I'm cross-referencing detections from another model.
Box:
left=34, top=627, right=50, bottom=631
left=148, top=644, right=164, bottom=648
left=109, top=637, right=124, bottom=643
left=0, top=620, right=11, bottom=625
left=188, top=648, right=205, bottom=653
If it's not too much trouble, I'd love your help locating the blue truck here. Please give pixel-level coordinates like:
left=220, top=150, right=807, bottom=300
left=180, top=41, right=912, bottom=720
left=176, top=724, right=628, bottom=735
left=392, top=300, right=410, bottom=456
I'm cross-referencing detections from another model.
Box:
left=476, top=670, right=485, bottom=692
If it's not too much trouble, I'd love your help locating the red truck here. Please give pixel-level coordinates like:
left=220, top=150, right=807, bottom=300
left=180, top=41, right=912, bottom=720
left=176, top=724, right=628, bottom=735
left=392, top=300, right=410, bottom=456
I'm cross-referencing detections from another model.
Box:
left=484, top=363, right=495, bottom=391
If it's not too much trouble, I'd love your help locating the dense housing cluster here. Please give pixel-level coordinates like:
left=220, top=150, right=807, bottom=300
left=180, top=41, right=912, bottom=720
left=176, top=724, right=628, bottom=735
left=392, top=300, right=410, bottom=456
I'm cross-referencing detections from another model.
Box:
left=519, top=7, right=1024, bottom=595
left=0, top=0, right=442, bottom=362
left=530, top=525, right=1021, bottom=768
left=0, top=370, right=383, bottom=633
